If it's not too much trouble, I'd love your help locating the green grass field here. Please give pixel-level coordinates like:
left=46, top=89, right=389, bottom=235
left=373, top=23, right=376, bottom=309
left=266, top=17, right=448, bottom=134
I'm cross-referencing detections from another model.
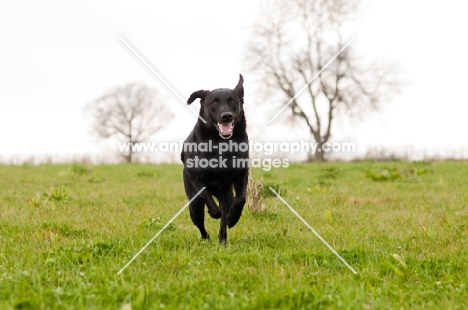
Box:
left=1, top=161, right=467, bottom=309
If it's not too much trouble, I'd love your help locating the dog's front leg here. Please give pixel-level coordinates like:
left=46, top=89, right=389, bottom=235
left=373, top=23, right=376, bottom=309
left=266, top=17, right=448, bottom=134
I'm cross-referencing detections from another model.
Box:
left=188, top=175, right=222, bottom=219
left=227, top=170, right=248, bottom=228
left=218, top=190, right=233, bottom=244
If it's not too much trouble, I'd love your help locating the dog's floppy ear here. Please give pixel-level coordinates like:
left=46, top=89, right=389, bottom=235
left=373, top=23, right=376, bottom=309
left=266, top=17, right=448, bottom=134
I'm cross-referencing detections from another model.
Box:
left=187, top=90, right=209, bottom=105
left=233, top=74, right=244, bottom=100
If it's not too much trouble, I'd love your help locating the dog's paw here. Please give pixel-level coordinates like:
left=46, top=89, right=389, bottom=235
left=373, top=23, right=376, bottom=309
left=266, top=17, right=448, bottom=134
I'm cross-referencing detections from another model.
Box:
left=227, top=208, right=243, bottom=228
left=226, top=212, right=241, bottom=228
left=207, top=208, right=222, bottom=219
left=227, top=197, right=245, bottom=228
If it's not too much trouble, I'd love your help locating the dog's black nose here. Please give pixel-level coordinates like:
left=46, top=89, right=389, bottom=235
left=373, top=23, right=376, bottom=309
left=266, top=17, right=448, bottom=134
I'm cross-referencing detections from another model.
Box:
left=221, top=112, right=234, bottom=122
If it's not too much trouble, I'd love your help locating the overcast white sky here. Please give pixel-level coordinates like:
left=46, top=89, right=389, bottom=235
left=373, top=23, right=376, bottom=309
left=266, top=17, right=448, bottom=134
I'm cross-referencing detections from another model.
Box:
left=1, top=0, right=467, bottom=163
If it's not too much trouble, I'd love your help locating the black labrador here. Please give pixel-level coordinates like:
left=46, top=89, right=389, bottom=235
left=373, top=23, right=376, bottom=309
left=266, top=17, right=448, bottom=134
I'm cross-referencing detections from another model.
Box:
left=181, top=75, right=249, bottom=243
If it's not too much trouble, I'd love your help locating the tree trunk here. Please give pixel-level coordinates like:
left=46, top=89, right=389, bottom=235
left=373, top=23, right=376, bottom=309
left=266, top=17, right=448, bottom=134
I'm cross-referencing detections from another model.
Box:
left=306, top=141, right=326, bottom=162
left=314, top=145, right=326, bottom=162
left=123, top=151, right=132, bottom=163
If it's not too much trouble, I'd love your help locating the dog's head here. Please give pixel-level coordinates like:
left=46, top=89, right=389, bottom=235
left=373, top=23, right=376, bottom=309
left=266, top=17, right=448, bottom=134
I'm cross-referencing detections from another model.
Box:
left=187, top=75, right=244, bottom=140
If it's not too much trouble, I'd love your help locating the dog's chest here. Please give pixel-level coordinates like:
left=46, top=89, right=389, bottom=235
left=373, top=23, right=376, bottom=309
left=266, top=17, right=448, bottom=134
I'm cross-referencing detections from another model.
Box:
left=202, top=169, right=240, bottom=193
left=212, top=139, right=248, bottom=168
left=182, top=133, right=249, bottom=183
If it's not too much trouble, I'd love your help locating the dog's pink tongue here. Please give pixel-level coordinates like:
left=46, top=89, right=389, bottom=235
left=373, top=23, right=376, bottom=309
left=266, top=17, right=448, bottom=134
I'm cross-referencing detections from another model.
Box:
left=219, top=123, right=231, bottom=134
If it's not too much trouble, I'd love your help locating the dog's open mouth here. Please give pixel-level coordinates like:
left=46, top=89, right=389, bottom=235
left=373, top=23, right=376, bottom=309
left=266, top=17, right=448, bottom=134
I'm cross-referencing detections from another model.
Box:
left=216, top=121, right=234, bottom=139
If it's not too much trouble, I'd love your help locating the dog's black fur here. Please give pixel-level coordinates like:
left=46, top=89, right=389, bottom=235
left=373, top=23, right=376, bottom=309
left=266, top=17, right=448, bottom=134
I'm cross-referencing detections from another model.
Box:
left=181, top=75, right=248, bottom=243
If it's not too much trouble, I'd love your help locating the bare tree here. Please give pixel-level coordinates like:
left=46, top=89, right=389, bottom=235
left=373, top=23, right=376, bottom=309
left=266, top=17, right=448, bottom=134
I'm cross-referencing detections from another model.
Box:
left=247, top=0, right=402, bottom=161
left=87, top=83, right=173, bottom=163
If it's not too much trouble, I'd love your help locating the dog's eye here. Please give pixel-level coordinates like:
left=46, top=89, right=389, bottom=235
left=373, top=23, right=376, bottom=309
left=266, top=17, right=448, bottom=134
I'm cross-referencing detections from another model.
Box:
left=211, top=101, right=218, bottom=107
left=229, top=100, right=236, bottom=107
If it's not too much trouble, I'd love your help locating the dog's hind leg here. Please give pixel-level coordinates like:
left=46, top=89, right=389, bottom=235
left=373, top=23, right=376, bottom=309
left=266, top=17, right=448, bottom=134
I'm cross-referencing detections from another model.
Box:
left=218, top=189, right=234, bottom=244
left=227, top=170, right=248, bottom=228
